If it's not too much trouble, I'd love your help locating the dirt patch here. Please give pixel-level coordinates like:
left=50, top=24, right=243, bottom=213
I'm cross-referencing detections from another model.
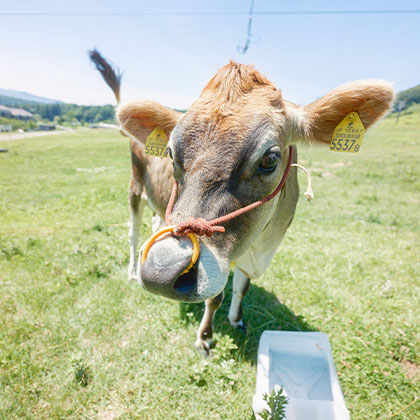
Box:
left=0, top=130, right=73, bottom=141
left=400, top=359, right=420, bottom=381
left=99, top=398, right=125, bottom=420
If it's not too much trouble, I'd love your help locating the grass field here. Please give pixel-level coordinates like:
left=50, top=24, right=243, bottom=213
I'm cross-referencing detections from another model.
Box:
left=1, top=116, right=419, bottom=420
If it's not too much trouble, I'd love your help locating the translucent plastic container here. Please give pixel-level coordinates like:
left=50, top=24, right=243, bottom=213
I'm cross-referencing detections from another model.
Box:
left=253, top=331, right=350, bottom=420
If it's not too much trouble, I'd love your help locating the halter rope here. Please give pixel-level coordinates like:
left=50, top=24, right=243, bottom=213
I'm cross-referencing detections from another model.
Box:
left=140, top=145, right=311, bottom=273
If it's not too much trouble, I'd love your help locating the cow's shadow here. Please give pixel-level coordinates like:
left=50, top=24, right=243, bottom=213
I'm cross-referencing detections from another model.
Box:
left=179, top=275, right=316, bottom=363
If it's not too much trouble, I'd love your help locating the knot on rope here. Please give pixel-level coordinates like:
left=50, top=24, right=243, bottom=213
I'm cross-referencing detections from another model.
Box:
left=291, top=163, right=314, bottom=201
left=173, top=217, right=225, bottom=238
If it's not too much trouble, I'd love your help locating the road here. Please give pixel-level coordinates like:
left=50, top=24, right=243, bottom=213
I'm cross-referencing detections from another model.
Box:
left=0, top=130, right=74, bottom=142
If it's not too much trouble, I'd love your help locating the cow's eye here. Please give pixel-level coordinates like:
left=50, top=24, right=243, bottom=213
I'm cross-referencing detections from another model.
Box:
left=165, top=146, right=173, bottom=160
left=258, top=150, right=280, bottom=174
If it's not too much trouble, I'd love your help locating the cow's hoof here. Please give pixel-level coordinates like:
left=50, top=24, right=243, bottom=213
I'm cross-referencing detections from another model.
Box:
left=128, top=270, right=137, bottom=282
left=237, top=321, right=247, bottom=333
left=128, top=262, right=137, bottom=282
left=195, top=337, right=214, bottom=356
left=229, top=318, right=246, bottom=332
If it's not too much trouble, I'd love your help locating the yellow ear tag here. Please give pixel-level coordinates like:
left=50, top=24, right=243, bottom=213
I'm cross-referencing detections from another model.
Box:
left=330, top=112, right=365, bottom=153
left=145, top=127, right=168, bottom=157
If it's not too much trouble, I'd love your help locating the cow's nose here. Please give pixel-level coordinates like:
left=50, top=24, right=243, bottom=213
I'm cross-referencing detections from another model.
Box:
left=139, top=235, right=198, bottom=298
left=173, top=262, right=199, bottom=294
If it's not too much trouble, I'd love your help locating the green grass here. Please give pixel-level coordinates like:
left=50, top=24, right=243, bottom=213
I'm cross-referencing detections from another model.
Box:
left=0, top=120, right=419, bottom=419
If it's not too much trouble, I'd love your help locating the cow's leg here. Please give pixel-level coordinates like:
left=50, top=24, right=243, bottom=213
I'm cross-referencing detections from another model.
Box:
left=195, top=291, right=224, bottom=355
left=228, top=266, right=251, bottom=329
left=128, top=176, right=145, bottom=282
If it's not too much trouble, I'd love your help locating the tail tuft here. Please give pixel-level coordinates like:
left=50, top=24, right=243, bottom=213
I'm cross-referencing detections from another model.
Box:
left=88, top=48, right=123, bottom=103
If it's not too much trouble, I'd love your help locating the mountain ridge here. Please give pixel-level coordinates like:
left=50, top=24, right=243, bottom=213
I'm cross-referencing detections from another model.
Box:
left=0, top=88, right=61, bottom=104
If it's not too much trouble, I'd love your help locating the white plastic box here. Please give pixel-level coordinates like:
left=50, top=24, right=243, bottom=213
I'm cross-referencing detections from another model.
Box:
left=253, top=331, right=350, bottom=420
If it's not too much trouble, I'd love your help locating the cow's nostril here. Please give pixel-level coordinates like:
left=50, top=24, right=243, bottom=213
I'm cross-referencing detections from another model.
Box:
left=174, top=263, right=198, bottom=294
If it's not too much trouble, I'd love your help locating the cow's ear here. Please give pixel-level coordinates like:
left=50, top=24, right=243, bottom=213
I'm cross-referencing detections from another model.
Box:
left=116, top=100, right=181, bottom=143
left=289, top=80, right=394, bottom=144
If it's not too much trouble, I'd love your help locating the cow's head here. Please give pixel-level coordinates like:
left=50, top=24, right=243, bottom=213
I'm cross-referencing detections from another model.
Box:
left=117, top=62, right=394, bottom=303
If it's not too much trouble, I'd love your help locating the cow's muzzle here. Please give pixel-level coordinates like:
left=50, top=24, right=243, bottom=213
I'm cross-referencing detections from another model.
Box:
left=138, top=235, right=229, bottom=302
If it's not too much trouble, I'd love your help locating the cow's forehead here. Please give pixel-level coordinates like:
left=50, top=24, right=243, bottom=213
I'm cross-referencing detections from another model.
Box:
left=170, top=62, right=287, bottom=164
left=175, top=111, right=277, bottom=147
left=185, top=63, right=283, bottom=130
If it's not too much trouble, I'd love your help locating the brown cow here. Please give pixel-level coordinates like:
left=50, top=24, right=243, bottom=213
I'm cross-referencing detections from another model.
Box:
left=91, top=53, right=394, bottom=353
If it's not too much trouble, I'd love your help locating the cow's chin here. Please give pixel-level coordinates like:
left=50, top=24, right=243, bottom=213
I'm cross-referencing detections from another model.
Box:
left=137, top=236, right=231, bottom=303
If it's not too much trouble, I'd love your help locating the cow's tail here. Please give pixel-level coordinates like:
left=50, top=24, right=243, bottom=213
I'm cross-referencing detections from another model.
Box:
left=88, top=48, right=123, bottom=104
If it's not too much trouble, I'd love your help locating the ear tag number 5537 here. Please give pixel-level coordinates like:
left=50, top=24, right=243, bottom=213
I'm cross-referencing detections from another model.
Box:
left=330, top=112, right=365, bottom=153
left=145, top=127, right=168, bottom=157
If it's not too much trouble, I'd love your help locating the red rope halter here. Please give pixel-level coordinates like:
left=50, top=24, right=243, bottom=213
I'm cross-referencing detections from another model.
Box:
left=165, top=145, right=294, bottom=237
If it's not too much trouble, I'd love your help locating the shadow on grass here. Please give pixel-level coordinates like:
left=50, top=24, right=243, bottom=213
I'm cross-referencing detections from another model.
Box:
left=179, top=275, right=316, bottom=363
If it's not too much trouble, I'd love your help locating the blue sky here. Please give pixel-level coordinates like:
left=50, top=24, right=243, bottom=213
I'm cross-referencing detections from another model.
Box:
left=1, top=0, right=419, bottom=108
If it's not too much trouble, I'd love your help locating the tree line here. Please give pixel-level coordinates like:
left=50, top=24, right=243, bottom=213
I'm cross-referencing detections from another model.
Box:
left=394, top=84, right=420, bottom=110
left=0, top=95, right=116, bottom=124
